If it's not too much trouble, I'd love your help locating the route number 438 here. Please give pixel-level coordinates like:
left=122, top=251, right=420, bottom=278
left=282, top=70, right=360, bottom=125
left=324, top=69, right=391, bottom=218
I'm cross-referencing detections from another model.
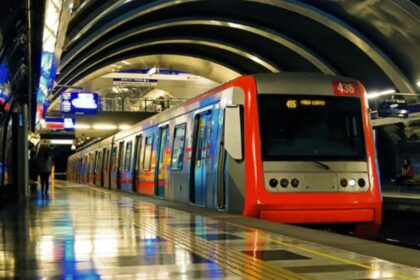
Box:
left=333, top=81, right=359, bottom=96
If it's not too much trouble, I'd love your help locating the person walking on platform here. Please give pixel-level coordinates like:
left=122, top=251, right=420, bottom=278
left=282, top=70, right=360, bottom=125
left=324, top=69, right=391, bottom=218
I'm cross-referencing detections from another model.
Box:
left=395, top=158, right=414, bottom=192
left=37, top=151, right=53, bottom=195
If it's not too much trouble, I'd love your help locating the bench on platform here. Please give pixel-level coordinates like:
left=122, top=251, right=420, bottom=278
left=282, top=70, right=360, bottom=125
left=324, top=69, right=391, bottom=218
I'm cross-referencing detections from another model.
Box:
left=391, top=177, right=420, bottom=192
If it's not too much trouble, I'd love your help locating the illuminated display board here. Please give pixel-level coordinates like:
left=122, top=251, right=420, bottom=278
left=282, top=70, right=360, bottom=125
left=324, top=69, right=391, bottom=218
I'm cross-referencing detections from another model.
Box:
left=0, top=63, right=10, bottom=111
left=286, top=99, right=326, bottom=109
left=35, top=0, right=63, bottom=129
left=61, top=92, right=99, bottom=114
left=45, top=117, right=75, bottom=130
left=45, top=117, right=65, bottom=129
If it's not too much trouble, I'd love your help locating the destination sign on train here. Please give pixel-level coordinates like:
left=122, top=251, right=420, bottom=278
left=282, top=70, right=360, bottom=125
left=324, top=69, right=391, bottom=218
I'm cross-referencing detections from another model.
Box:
left=286, top=99, right=326, bottom=108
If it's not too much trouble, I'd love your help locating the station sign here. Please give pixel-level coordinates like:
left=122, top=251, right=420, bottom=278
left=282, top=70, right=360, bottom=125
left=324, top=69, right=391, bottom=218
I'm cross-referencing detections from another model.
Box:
left=61, top=92, right=99, bottom=114
left=113, top=78, right=158, bottom=87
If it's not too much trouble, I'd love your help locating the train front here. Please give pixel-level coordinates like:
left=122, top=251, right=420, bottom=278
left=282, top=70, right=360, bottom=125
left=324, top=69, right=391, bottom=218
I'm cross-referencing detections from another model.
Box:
left=246, top=73, right=382, bottom=238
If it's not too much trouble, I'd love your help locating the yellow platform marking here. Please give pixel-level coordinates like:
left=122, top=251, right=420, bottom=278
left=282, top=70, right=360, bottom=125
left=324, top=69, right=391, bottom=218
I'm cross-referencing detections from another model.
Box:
left=134, top=217, right=308, bottom=280
left=264, top=237, right=416, bottom=280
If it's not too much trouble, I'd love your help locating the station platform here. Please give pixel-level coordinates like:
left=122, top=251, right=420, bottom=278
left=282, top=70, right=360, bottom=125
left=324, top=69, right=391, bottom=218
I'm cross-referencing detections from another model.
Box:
left=382, top=191, right=420, bottom=213
left=1, top=181, right=420, bottom=279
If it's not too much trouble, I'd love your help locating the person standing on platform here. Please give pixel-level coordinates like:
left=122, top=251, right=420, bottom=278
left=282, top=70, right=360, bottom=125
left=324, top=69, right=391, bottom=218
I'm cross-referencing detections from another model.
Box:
left=37, top=151, right=53, bottom=195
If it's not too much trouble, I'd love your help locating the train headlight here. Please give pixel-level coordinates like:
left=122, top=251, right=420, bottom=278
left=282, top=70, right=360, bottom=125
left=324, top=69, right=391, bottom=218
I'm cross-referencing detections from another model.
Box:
left=280, top=178, right=289, bottom=188
left=340, top=178, right=348, bottom=187
left=358, top=178, right=366, bottom=187
left=291, top=178, right=299, bottom=188
left=269, top=178, right=278, bottom=188
left=348, top=178, right=357, bottom=187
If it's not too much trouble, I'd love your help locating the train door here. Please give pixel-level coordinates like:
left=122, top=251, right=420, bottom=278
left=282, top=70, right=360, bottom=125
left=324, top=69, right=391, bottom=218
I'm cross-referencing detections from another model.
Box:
left=77, top=158, right=83, bottom=183
left=103, top=148, right=111, bottom=189
left=133, top=135, right=142, bottom=192
left=83, top=155, right=89, bottom=184
left=155, top=126, right=169, bottom=198
left=121, top=141, right=133, bottom=192
left=141, top=134, right=154, bottom=195
left=81, top=156, right=85, bottom=183
left=90, top=152, right=97, bottom=185
left=190, top=111, right=212, bottom=205
left=95, top=151, right=103, bottom=187
left=110, top=146, right=118, bottom=189
left=117, top=141, right=124, bottom=189
left=100, top=148, right=106, bottom=187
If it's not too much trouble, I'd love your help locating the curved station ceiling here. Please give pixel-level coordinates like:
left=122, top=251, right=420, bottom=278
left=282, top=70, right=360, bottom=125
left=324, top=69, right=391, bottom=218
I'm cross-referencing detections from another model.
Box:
left=52, top=0, right=420, bottom=102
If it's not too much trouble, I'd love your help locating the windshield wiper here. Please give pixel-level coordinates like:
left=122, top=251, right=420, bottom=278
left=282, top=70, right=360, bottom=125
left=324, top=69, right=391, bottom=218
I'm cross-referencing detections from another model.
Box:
left=313, top=161, right=330, bottom=170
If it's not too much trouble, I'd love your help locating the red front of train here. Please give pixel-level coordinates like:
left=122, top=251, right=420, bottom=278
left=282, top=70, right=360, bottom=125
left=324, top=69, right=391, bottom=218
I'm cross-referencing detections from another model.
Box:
left=234, top=74, right=382, bottom=237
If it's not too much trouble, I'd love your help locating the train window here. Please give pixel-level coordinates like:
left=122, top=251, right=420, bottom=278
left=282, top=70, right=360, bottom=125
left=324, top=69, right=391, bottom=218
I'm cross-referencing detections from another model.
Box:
left=143, top=135, right=153, bottom=171
left=96, top=151, right=102, bottom=172
left=171, top=123, right=186, bottom=170
left=89, top=154, right=95, bottom=173
left=124, top=141, right=133, bottom=171
left=111, top=147, right=117, bottom=170
left=84, top=155, right=88, bottom=174
left=258, top=94, right=365, bottom=160
left=104, top=148, right=110, bottom=169
left=195, top=117, right=207, bottom=162
left=93, top=153, right=97, bottom=172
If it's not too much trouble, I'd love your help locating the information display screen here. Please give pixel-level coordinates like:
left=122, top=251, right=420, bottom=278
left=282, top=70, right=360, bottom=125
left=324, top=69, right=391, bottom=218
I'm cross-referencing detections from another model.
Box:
left=61, top=92, right=99, bottom=114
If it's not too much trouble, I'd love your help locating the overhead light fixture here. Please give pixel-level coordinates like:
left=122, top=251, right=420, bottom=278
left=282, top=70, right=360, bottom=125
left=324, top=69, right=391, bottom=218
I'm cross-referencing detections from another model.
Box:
left=147, top=67, right=157, bottom=75
left=74, top=124, right=91, bottom=129
left=367, top=89, right=396, bottom=99
left=93, top=124, right=118, bottom=130
left=119, top=124, right=131, bottom=130
left=71, top=144, right=76, bottom=150
left=416, top=81, right=420, bottom=88
left=49, top=139, right=74, bottom=145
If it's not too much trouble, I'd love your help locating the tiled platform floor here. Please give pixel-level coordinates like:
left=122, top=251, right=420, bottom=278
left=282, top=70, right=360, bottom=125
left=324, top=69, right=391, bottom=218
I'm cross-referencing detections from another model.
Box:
left=0, top=181, right=419, bottom=279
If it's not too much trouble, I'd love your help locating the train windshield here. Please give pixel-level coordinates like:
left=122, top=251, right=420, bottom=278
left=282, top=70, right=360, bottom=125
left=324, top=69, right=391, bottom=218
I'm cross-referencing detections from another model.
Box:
left=258, top=94, right=365, bottom=161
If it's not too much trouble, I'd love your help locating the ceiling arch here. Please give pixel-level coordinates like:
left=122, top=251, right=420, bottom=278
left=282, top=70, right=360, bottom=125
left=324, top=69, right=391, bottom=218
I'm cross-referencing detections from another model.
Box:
left=53, top=0, right=420, bottom=101
left=59, top=19, right=336, bottom=81
left=74, top=54, right=241, bottom=86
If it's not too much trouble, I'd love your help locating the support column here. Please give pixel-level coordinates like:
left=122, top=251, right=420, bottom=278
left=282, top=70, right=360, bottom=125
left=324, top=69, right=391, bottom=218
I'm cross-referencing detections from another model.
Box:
left=14, top=103, right=29, bottom=199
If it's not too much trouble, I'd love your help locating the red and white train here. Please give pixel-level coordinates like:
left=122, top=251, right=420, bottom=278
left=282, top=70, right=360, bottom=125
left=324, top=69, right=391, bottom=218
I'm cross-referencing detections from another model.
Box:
left=67, top=73, right=382, bottom=237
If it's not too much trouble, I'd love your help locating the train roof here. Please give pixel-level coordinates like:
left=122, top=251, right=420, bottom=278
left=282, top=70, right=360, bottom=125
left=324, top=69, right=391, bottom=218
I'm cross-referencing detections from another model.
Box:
left=253, top=73, right=360, bottom=96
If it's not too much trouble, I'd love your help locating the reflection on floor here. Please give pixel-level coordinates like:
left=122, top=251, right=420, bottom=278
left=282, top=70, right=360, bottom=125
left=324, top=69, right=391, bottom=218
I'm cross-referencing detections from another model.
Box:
left=0, top=182, right=419, bottom=279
